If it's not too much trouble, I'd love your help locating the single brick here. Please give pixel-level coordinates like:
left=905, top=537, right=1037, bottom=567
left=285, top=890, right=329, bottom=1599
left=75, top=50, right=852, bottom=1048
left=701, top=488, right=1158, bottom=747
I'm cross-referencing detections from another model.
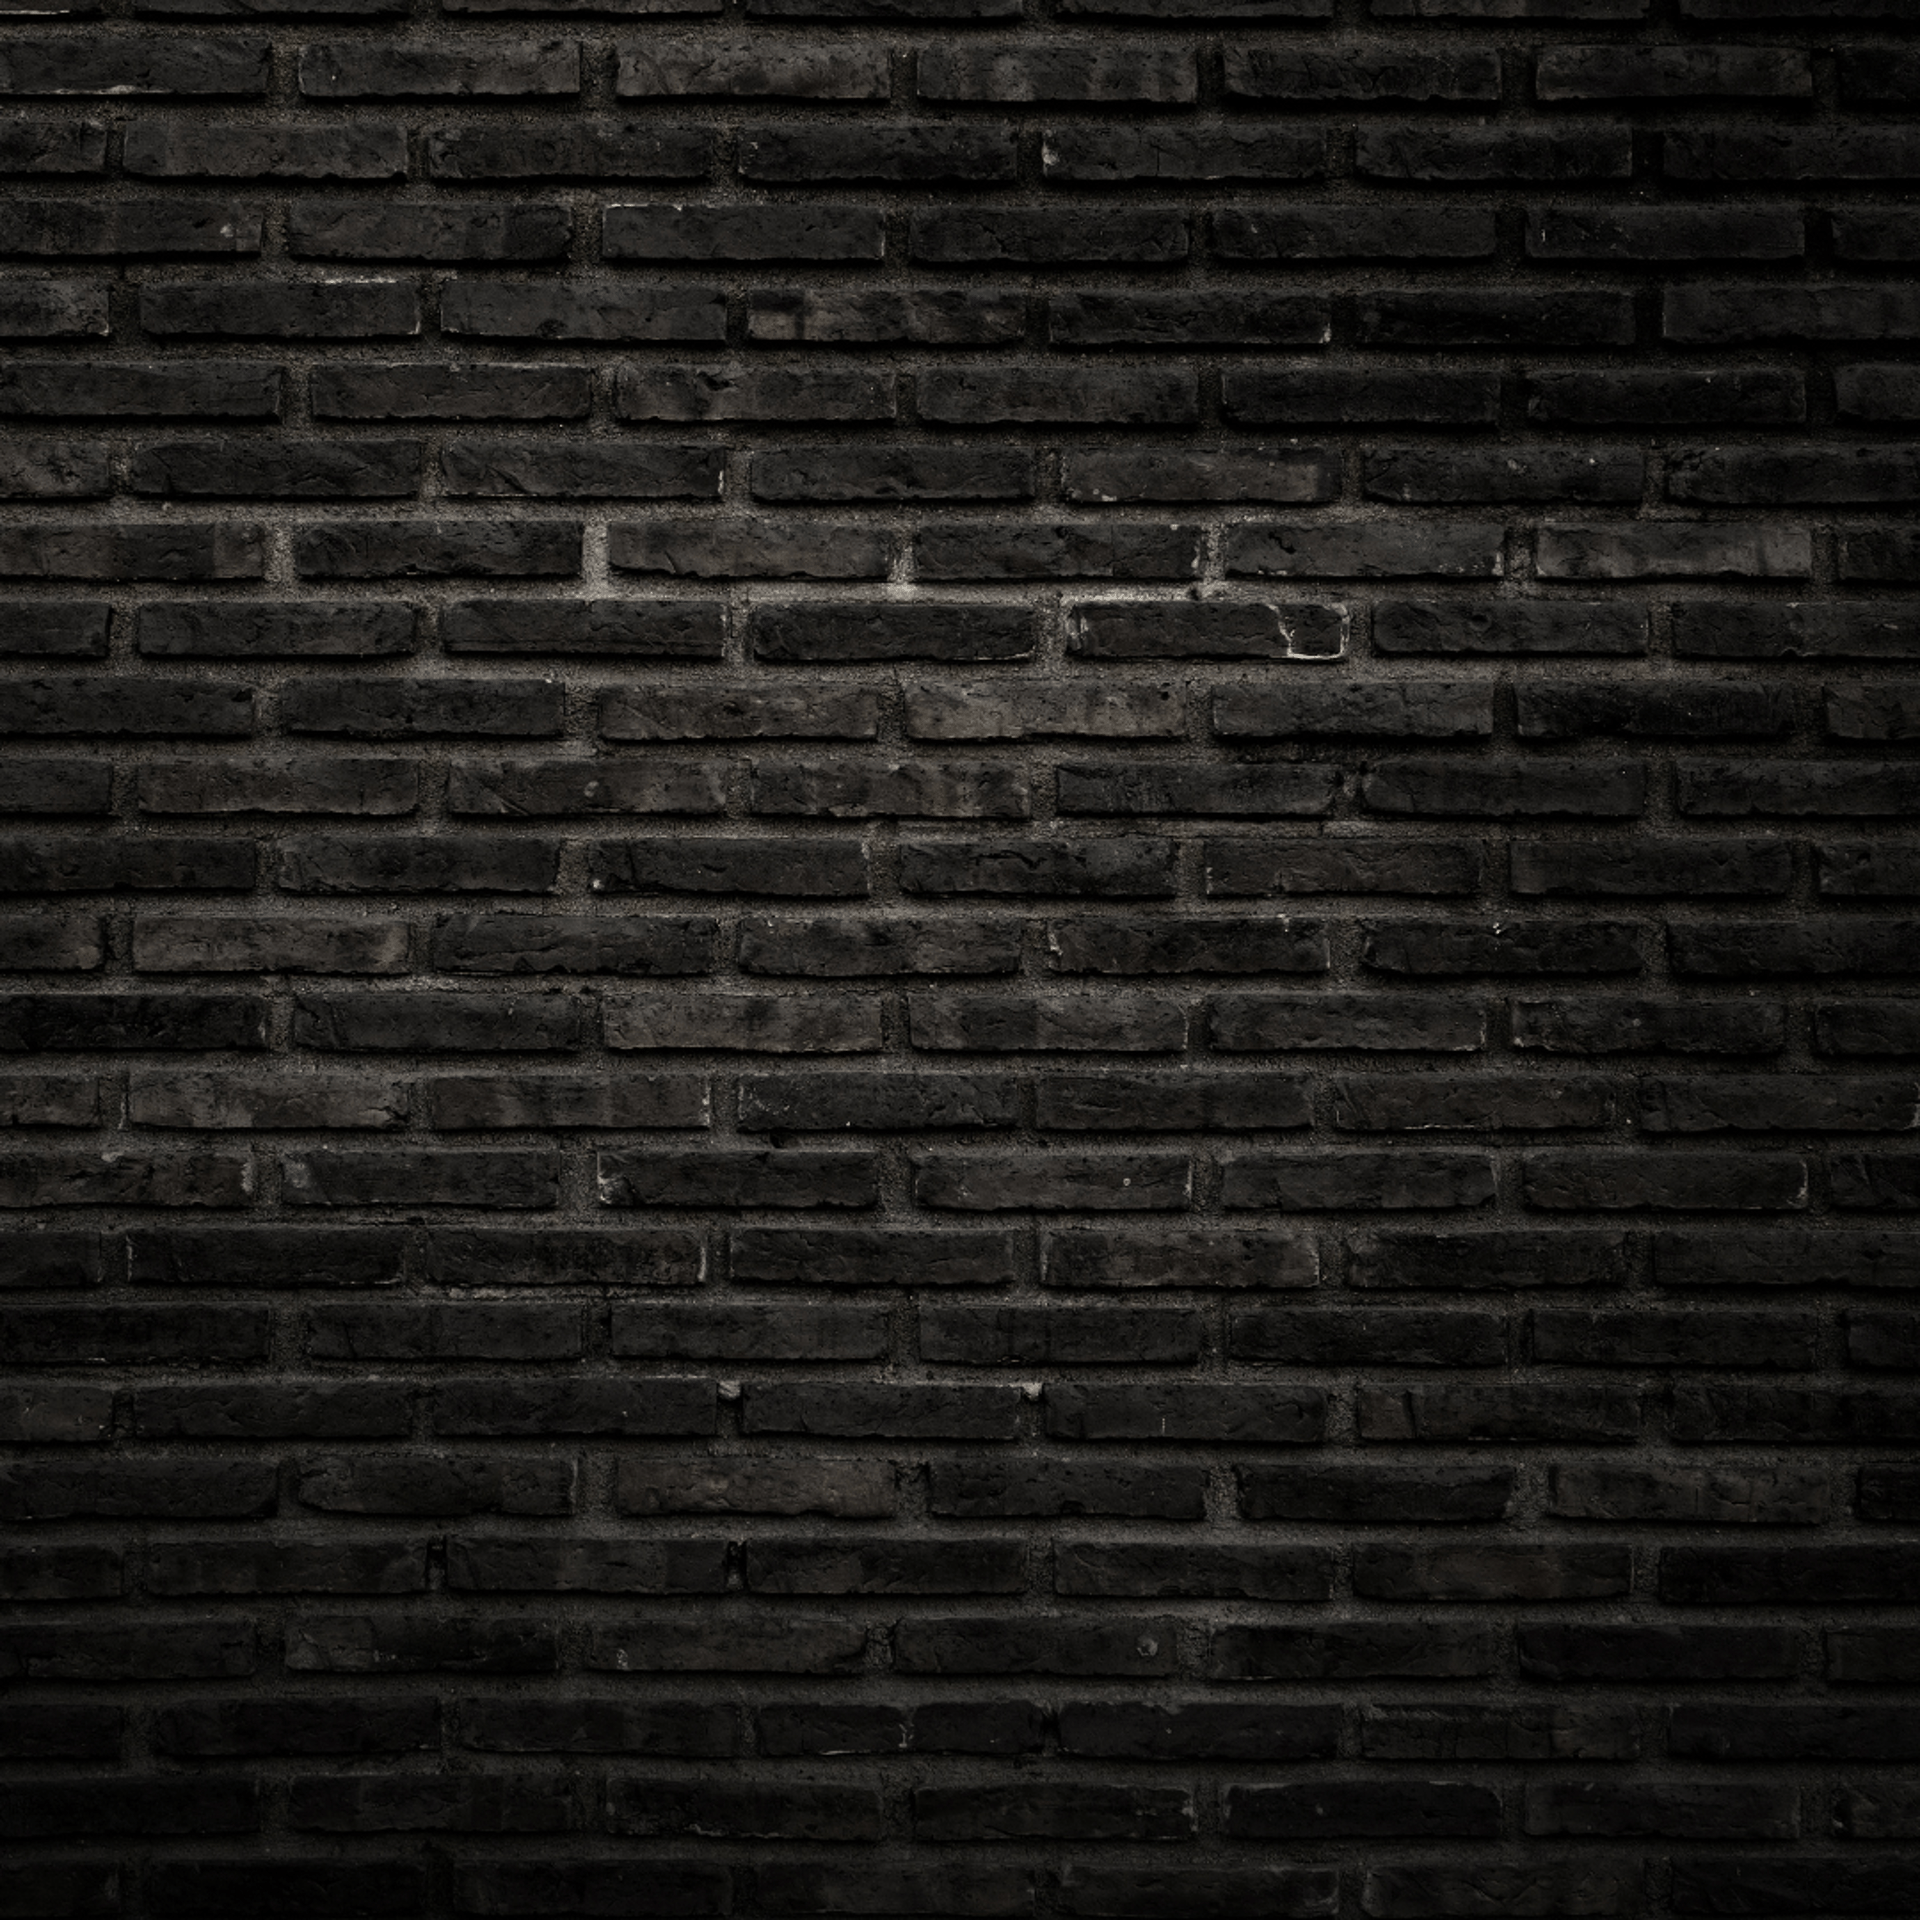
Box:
left=129, top=439, right=421, bottom=498
left=612, top=518, right=889, bottom=581
left=1215, top=205, right=1494, bottom=261
left=1363, top=289, right=1637, bottom=345
left=605, top=202, right=885, bottom=262
left=1227, top=45, right=1496, bottom=100
left=1375, top=599, right=1646, bottom=656
left=918, top=46, right=1197, bottom=103
left=1065, top=446, right=1335, bottom=505
left=616, top=38, right=890, bottom=100
left=429, top=124, right=709, bottom=182
left=299, top=41, right=581, bottom=98
left=0, top=117, right=108, bottom=173
left=621, top=684, right=872, bottom=735
left=749, top=287, right=1025, bottom=346
left=914, top=208, right=1189, bottom=267
left=0, top=278, right=108, bottom=339
left=449, top=600, right=722, bottom=658
left=125, top=120, right=407, bottom=182
left=447, top=759, right=724, bottom=818
left=1210, top=993, right=1486, bottom=1053
left=0, top=360, right=282, bottom=419
left=312, top=363, right=589, bottom=422
left=1226, top=367, right=1500, bottom=428
left=590, top=840, right=869, bottom=898
left=919, top=366, right=1198, bottom=427
left=0, top=197, right=263, bottom=256
left=1529, top=205, right=1802, bottom=262
left=0, top=36, right=270, bottom=97
left=1071, top=601, right=1346, bottom=661
left=291, top=521, right=580, bottom=580
left=1539, top=46, right=1812, bottom=99
left=447, top=443, right=721, bottom=502
left=136, top=602, right=416, bottom=659
left=1530, top=369, right=1805, bottom=427
left=1365, top=446, right=1642, bottom=506
left=742, top=123, right=1017, bottom=183
left=290, top=201, right=572, bottom=264
left=0, top=526, right=264, bottom=582
left=1359, top=125, right=1630, bottom=180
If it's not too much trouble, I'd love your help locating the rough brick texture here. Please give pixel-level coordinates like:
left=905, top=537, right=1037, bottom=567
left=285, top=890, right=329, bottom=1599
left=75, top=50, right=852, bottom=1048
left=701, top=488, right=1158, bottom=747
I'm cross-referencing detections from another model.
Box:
left=1, top=0, right=1918, bottom=1913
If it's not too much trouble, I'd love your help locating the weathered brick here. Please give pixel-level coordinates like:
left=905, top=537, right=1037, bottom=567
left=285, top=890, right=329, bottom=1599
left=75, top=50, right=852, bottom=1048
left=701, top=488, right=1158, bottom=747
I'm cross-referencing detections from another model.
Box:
left=1374, top=598, right=1646, bottom=656
left=0, top=116, right=108, bottom=173
left=1206, top=838, right=1483, bottom=898
left=909, top=994, right=1185, bottom=1053
left=1243, top=1462, right=1511, bottom=1524
left=0, top=359, right=282, bottom=419
left=0, top=277, right=107, bottom=340
left=292, top=202, right=570, bottom=264
left=915, top=1152, right=1190, bottom=1211
left=0, top=36, right=270, bottom=97
left=1539, top=45, right=1811, bottom=99
left=449, top=600, right=720, bottom=659
left=919, top=46, right=1195, bottom=102
left=429, top=123, right=707, bottom=183
left=1227, top=45, right=1497, bottom=101
left=750, top=287, right=1025, bottom=347
left=617, top=365, right=894, bottom=423
left=0, top=196, right=263, bottom=256
left=299, top=41, right=580, bottom=98
left=753, top=602, right=1031, bottom=662
left=902, top=839, right=1177, bottom=897
left=606, top=201, right=884, bottom=263
left=1212, top=1623, right=1498, bottom=1681
left=1072, top=601, right=1347, bottom=661
left=1359, top=125, right=1630, bottom=181
left=606, top=993, right=882, bottom=1052
left=292, top=521, right=579, bottom=581
left=1215, top=206, right=1495, bottom=261
left=281, top=1148, right=561, bottom=1210
left=919, top=367, right=1198, bottom=427
left=0, top=601, right=109, bottom=657
left=1365, top=446, right=1643, bottom=505
left=0, top=525, right=264, bottom=582
left=1224, top=1150, right=1495, bottom=1211
left=1211, top=993, right=1486, bottom=1053
left=312, top=363, right=589, bottom=422
left=1529, top=369, right=1805, bottom=427
left=1226, top=367, right=1501, bottom=428
left=732, top=1228, right=1014, bottom=1288
left=125, top=120, right=407, bottom=182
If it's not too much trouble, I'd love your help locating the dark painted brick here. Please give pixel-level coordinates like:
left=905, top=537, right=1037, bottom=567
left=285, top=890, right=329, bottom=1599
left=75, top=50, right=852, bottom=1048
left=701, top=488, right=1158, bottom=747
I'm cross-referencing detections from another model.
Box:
left=3, top=14, right=1907, bottom=1898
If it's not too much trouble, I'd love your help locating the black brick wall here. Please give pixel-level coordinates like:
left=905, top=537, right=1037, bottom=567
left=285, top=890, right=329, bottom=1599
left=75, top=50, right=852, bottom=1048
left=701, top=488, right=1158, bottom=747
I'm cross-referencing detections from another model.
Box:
left=2, top=0, right=1919, bottom=1914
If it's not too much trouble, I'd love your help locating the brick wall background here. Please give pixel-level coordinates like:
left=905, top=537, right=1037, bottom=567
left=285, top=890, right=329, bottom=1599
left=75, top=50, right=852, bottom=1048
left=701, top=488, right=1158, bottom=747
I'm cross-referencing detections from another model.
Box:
left=4, top=0, right=1920, bottom=1914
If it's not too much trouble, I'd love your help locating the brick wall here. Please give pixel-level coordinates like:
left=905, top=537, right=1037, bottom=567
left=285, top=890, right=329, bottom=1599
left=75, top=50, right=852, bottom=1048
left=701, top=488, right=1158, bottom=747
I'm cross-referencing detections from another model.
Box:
left=3, top=2, right=1919, bottom=1915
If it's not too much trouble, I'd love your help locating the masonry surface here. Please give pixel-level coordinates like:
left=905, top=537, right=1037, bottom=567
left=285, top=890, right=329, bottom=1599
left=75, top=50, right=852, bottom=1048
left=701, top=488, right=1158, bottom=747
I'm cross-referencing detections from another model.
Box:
left=2, top=0, right=1920, bottom=1914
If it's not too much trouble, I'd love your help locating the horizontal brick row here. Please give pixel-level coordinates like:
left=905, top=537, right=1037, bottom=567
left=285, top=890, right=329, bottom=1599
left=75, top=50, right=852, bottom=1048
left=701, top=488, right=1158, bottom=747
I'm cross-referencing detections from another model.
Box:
left=0, top=34, right=1915, bottom=103
left=11, top=1692, right=1920, bottom=1761
left=5, top=1858, right=1920, bottom=1920
left=21, top=443, right=1920, bottom=513
left=16, top=601, right=1920, bottom=663
left=8, top=365, right=1920, bottom=435
left=14, top=213, right=1920, bottom=274
left=5, top=1388, right=1920, bottom=1454
left=5, top=1068, right=1920, bottom=1128
left=6, top=1222, right=1920, bottom=1287
left=7, top=1144, right=1920, bottom=1210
